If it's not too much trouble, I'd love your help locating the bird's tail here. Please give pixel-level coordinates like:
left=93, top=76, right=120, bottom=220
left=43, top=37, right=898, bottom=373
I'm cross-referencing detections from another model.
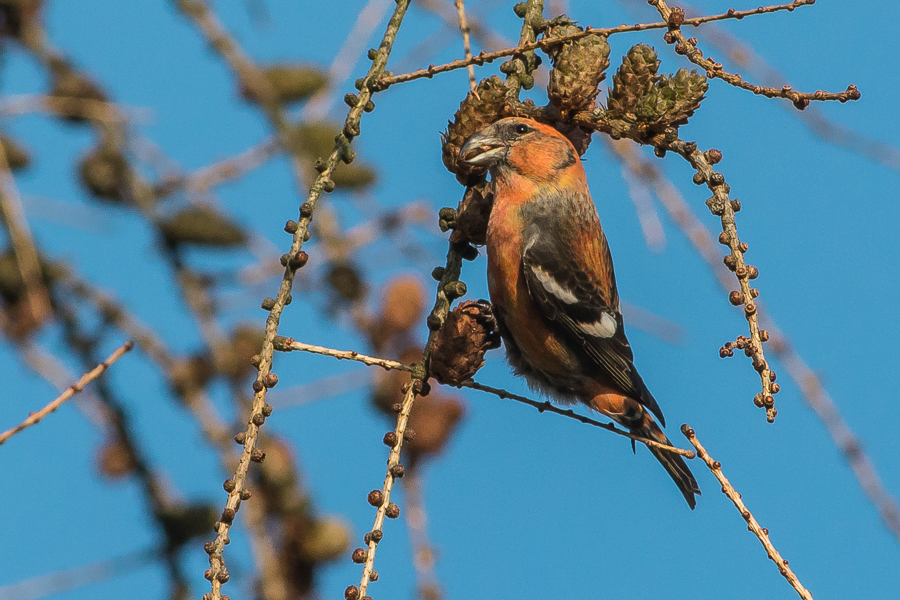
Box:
left=632, top=410, right=701, bottom=509
left=586, top=392, right=700, bottom=508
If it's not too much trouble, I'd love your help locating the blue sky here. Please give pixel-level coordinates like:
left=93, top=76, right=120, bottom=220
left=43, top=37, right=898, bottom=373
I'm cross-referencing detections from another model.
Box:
left=1, top=1, right=898, bottom=599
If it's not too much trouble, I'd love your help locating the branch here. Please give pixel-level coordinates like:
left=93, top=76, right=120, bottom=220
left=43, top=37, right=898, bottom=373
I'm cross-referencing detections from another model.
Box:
left=676, top=0, right=900, bottom=171
left=170, top=1, right=415, bottom=596
left=665, top=138, right=778, bottom=421
left=682, top=425, right=814, bottom=600
left=0, top=340, right=134, bottom=446
left=457, top=379, right=694, bottom=458
left=650, top=0, right=859, bottom=109
left=609, top=139, right=900, bottom=546
left=277, top=339, right=694, bottom=459
left=373, top=1, right=820, bottom=91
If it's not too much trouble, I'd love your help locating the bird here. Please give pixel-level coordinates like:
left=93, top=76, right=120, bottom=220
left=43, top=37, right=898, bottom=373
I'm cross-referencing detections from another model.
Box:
left=457, top=116, right=700, bottom=508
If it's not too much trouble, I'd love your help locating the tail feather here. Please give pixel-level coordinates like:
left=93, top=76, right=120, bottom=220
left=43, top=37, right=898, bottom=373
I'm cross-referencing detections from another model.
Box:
left=585, top=391, right=700, bottom=508
left=636, top=413, right=701, bottom=509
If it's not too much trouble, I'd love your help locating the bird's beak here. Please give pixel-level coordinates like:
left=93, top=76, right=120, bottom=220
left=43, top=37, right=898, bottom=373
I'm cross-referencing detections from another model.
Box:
left=458, top=128, right=507, bottom=167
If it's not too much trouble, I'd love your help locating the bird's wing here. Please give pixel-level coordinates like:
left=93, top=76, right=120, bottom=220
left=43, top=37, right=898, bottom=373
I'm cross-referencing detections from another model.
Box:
left=521, top=209, right=666, bottom=425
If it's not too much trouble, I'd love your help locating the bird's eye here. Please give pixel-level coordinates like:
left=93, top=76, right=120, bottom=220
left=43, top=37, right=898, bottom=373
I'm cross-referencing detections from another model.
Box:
left=515, top=124, right=529, bottom=134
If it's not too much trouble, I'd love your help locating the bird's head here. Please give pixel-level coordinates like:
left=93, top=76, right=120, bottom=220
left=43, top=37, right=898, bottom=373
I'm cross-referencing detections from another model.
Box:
left=457, top=117, right=579, bottom=184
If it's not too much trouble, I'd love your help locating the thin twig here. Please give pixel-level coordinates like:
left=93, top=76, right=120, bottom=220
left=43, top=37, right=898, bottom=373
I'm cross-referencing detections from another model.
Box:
left=18, top=341, right=110, bottom=429
left=458, top=379, right=695, bottom=458
left=277, top=339, right=695, bottom=458
left=649, top=0, right=858, bottom=109
left=0, top=341, right=134, bottom=446
left=280, top=339, right=415, bottom=371
left=681, top=425, right=814, bottom=600
left=665, top=138, right=777, bottom=421
left=373, top=1, right=820, bottom=91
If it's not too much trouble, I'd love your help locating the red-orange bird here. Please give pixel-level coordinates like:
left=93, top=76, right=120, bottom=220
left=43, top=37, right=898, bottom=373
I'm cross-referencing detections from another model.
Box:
left=458, top=116, right=700, bottom=508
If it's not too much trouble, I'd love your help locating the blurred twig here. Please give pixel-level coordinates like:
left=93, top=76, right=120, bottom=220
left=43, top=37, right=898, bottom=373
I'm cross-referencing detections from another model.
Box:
left=267, top=370, right=369, bottom=409
left=301, top=0, right=395, bottom=120
left=155, top=137, right=280, bottom=197
left=620, top=162, right=666, bottom=251
left=0, top=139, right=52, bottom=329
left=0, top=546, right=159, bottom=600
left=0, top=340, right=133, bottom=446
left=404, top=468, right=443, bottom=600
left=764, top=323, right=900, bottom=542
left=682, top=425, right=814, bottom=600
left=453, top=0, right=477, bottom=90
left=0, top=94, right=145, bottom=122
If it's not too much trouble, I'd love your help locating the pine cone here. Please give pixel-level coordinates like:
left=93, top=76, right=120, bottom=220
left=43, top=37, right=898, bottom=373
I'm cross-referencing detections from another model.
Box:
left=607, top=44, right=707, bottom=142
left=429, top=299, right=500, bottom=385
left=78, top=146, right=129, bottom=202
left=545, top=21, right=610, bottom=117
left=244, top=64, right=327, bottom=104
left=608, top=43, right=661, bottom=119
left=159, top=207, right=247, bottom=247
left=441, top=75, right=510, bottom=185
left=368, top=275, right=427, bottom=350
left=406, top=392, right=465, bottom=465
left=449, top=181, right=493, bottom=246
left=656, top=68, right=708, bottom=125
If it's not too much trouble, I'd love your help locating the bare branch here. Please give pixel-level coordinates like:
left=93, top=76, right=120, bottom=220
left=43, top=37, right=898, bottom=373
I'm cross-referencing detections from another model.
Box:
left=682, top=425, right=814, bottom=600
left=664, top=138, right=777, bottom=421
left=649, top=0, right=858, bottom=109
left=373, top=1, right=821, bottom=91
left=277, top=338, right=695, bottom=458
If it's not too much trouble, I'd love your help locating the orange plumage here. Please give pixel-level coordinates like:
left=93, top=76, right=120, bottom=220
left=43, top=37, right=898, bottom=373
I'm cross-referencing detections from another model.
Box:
left=459, top=117, right=700, bottom=508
